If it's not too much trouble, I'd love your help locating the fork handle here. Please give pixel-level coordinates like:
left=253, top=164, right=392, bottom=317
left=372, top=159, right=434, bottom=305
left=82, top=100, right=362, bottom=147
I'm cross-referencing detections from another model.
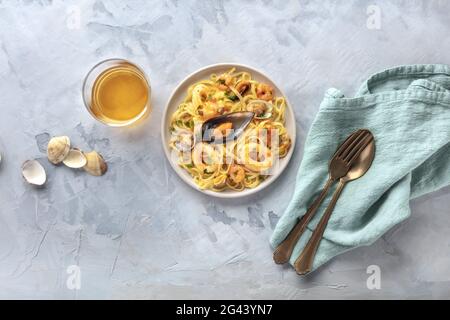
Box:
left=294, top=179, right=347, bottom=275
left=273, top=178, right=334, bottom=264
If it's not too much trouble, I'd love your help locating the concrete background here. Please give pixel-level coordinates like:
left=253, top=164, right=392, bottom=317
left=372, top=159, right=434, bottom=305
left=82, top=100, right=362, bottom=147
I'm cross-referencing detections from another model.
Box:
left=0, top=0, right=449, bottom=299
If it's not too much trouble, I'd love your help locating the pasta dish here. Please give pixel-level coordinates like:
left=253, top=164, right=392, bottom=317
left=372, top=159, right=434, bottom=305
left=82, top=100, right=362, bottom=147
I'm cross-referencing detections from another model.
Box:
left=169, top=68, right=291, bottom=192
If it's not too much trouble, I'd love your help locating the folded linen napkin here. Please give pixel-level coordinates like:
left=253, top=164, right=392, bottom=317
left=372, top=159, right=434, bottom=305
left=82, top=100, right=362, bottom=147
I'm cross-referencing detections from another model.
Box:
left=270, top=64, right=450, bottom=272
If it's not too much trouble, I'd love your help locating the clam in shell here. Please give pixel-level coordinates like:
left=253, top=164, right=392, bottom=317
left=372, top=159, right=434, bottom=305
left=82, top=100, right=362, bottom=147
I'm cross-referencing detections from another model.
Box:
left=22, top=160, right=46, bottom=186
left=63, top=148, right=87, bottom=169
left=83, top=151, right=107, bottom=176
left=47, top=136, right=70, bottom=164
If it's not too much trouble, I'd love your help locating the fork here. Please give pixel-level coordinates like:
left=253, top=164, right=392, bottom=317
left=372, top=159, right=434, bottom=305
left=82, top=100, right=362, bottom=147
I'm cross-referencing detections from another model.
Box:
left=273, top=129, right=373, bottom=264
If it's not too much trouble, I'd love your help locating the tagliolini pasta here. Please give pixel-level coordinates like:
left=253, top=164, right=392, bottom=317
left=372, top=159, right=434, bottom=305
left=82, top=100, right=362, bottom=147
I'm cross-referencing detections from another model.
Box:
left=169, top=68, right=291, bottom=192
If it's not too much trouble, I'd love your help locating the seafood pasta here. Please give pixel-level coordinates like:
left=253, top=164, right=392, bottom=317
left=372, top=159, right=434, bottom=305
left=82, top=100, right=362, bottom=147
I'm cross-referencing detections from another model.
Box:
left=169, top=68, right=291, bottom=192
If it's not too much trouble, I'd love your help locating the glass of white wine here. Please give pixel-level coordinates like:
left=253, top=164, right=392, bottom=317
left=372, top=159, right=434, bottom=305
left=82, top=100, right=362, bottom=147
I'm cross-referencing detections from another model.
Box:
left=82, top=58, right=151, bottom=127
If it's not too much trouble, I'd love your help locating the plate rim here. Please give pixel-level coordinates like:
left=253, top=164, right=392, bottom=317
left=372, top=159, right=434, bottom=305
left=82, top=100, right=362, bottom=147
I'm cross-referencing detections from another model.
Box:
left=161, top=62, right=296, bottom=199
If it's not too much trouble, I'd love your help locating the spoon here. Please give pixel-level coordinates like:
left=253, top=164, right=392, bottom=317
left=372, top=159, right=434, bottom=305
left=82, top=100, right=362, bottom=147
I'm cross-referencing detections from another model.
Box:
left=273, top=129, right=372, bottom=264
left=201, top=111, right=254, bottom=144
left=294, top=134, right=375, bottom=275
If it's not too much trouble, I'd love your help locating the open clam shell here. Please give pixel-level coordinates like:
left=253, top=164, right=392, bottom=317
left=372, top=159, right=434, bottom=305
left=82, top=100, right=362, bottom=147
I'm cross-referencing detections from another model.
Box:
left=246, top=100, right=273, bottom=119
left=22, top=160, right=46, bottom=186
left=63, top=148, right=87, bottom=169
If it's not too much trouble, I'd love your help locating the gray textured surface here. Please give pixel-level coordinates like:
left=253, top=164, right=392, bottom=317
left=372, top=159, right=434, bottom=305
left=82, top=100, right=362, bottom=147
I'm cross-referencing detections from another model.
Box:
left=0, top=0, right=449, bottom=299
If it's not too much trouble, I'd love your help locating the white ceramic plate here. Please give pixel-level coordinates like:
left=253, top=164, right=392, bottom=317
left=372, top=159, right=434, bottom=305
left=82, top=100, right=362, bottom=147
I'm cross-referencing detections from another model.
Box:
left=161, top=63, right=296, bottom=198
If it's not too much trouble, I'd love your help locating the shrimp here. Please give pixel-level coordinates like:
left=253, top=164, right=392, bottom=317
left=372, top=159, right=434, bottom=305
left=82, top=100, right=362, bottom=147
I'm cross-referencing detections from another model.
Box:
left=228, top=164, right=245, bottom=184
left=198, top=107, right=218, bottom=120
left=256, top=83, right=273, bottom=101
left=198, top=100, right=220, bottom=120
left=216, top=74, right=234, bottom=90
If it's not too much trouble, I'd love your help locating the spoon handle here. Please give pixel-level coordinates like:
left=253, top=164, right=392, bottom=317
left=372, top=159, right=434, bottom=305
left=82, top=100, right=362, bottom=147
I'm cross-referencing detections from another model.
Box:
left=273, top=178, right=334, bottom=264
left=294, top=179, right=347, bottom=275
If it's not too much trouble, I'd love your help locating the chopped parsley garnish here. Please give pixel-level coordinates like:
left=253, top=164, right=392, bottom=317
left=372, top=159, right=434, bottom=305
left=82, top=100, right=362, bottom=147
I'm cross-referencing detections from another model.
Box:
left=225, top=91, right=238, bottom=101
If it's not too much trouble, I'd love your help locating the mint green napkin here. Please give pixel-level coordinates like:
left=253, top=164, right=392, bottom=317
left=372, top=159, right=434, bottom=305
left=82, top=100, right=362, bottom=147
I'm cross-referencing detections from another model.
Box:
left=270, top=64, right=450, bottom=272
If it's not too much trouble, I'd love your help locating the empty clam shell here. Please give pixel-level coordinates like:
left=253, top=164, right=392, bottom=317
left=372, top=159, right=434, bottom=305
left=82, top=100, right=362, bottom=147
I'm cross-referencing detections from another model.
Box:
left=47, top=136, right=70, bottom=164
left=63, top=148, right=87, bottom=169
left=22, top=160, right=46, bottom=186
left=83, top=151, right=107, bottom=176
